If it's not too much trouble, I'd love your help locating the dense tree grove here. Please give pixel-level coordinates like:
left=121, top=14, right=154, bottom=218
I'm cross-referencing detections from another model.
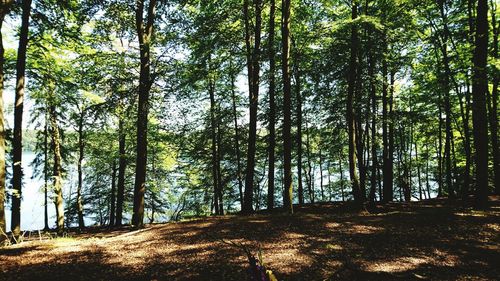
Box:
left=0, top=0, right=498, bottom=240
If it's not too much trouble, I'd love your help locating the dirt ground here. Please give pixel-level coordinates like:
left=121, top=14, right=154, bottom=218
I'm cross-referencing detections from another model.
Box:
left=1, top=198, right=499, bottom=281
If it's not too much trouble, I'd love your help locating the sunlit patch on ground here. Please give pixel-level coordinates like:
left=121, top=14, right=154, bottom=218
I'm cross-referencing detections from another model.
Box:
left=344, top=224, right=384, bottom=234
left=364, top=256, right=431, bottom=272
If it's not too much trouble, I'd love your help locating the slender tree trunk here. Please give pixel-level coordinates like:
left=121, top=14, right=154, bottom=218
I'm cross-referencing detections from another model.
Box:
left=328, top=160, right=332, bottom=201
left=438, top=0, right=454, bottom=198
left=369, top=49, right=377, bottom=203
left=230, top=68, right=244, bottom=210
left=43, top=113, right=49, bottom=230
left=209, top=77, right=220, bottom=215
left=305, top=115, right=314, bottom=203
left=472, top=0, right=489, bottom=208
left=339, top=154, right=345, bottom=202
left=459, top=83, right=472, bottom=199
left=461, top=0, right=475, bottom=199
left=488, top=0, right=499, bottom=194
left=281, top=0, right=293, bottom=214
left=77, top=111, right=85, bottom=229
left=347, top=0, right=363, bottom=205
left=132, top=0, right=156, bottom=227
left=382, top=35, right=393, bottom=203
left=115, top=116, right=126, bottom=226
left=389, top=70, right=395, bottom=199
left=293, top=50, right=304, bottom=205
left=216, top=106, right=224, bottom=215
left=243, top=0, right=263, bottom=214
left=415, top=142, right=423, bottom=200
left=437, top=81, right=444, bottom=197
left=48, top=98, right=64, bottom=234
left=426, top=143, right=432, bottom=198
left=0, top=2, right=14, bottom=241
left=11, top=0, right=32, bottom=241
left=109, top=161, right=117, bottom=226
left=267, top=0, right=276, bottom=210
left=319, top=147, right=324, bottom=201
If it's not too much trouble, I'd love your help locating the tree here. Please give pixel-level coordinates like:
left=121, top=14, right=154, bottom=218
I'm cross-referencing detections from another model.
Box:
left=0, top=0, right=14, bottom=244
left=266, top=0, right=277, bottom=210
left=132, top=0, right=157, bottom=227
left=472, top=0, right=489, bottom=208
left=242, top=0, right=263, bottom=214
left=282, top=0, right=293, bottom=214
left=11, top=0, right=33, bottom=242
left=346, top=0, right=364, bottom=205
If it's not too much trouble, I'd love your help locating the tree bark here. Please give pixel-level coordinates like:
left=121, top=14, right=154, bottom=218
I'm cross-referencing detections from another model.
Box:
left=281, top=0, right=293, bottom=214
left=115, top=115, right=126, bottom=226
left=109, top=161, right=117, bottom=226
left=472, top=0, right=489, bottom=208
left=368, top=47, right=377, bottom=203
left=293, top=49, right=304, bottom=205
left=216, top=96, right=224, bottom=215
left=242, top=0, right=263, bottom=214
left=339, top=154, right=345, bottom=202
left=132, top=0, right=156, bottom=227
left=11, top=0, right=32, bottom=241
left=0, top=0, right=14, bottom=241
left=77, top=110, right=85, bottom=229
left=230, top=67, right=243, bottom=210
left=305, top=116, right=313, bottom=203
left=319, top=147, right=324, bottom=201
left=488, top=0, right=499, bottom=194
left=267, top=0, right=276, bottom=210
left=48, top=96, right=64, bottom=234
left=438, top=0, right=454, bottom=198
left=209, top=76, right=220, bottom=215
left=347, top=0, right=363, bottom=205
left=382, top=35, right=393, bottom=203
left=43, top=112, right=49, bottom=230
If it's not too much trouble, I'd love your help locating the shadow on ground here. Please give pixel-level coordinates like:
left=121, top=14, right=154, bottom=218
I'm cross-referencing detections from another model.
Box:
left=1, top=197, right=499, bottom=281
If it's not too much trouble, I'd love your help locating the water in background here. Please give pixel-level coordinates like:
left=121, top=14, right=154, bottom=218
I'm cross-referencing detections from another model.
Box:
left=5, top=151, right=57, bottom=231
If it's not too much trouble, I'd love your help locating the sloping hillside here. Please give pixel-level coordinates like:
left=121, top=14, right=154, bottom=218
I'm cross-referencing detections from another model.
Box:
left=1, top=199, right=499, bottom=281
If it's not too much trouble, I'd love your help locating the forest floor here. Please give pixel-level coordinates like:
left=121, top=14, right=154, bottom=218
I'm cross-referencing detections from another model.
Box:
left=1, top=197, right=499, bottom=281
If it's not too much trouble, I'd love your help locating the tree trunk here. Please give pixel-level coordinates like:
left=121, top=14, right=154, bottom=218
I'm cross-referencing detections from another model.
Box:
left=472, top=0, right=489, bottom=208
left=11, top=0, right=32, bottom=241
left=319, top=147, right=324, bottom=201
left=415, top=142, right=423, bottom=200
left=43, top=112, right=49, bottom=230
left=132, top=0, right=156, bottom=227
left=426, top=143, right=432, bottom=199
left=368, top=49, right=377, bottom=203
left=115, top=116, right=126, bottom=226
left=242, top=0, right=263, bottom=214
left=49, top=99, right=64, bottom=234
left=216, top=103, right=224, bottom=215
left=209, top=76, right=219, bottom=215
left=281, top=0, right=293, bottom=214
left=347, top=0, right=363, bottom=206
left=382, top=35, right=393, bottom=203
left=305, top=114, right=314, bottom=203
left=488, top=0, right=499, bottom=195
left=458, top=82, right=472, bottom=199
left=0, top=1, right=14, bottom=241
left=267, top=0, right=276, bottom=210
left=77, top=111, right=85, bottom=229
left=339, top=154, right=345, bottom=202
left=294, top=50, right=304, bottom=205
left=388, top=70, right=395, bottom=200
left=230, top=67, right=243, bottom=210
left=438, top=0, right=454, bottom=198
left=109, top=161, right=117, bottom=226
